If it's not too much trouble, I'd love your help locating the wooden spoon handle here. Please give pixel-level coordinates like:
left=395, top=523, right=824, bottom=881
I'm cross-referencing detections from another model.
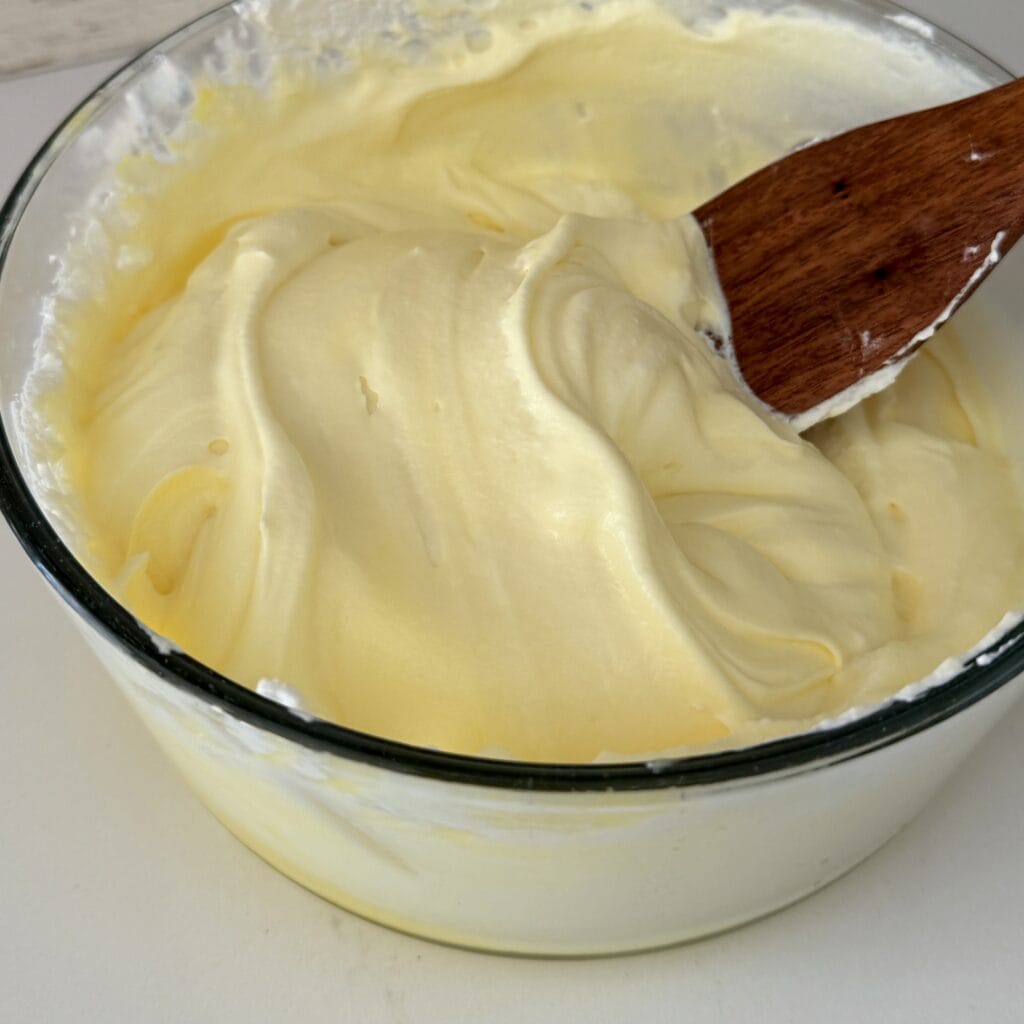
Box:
left=696, top=77, right=1024, bottom=424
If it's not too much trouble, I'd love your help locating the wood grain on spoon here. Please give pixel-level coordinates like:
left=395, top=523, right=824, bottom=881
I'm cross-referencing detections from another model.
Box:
left=695, top=76, right=1024, bottom=429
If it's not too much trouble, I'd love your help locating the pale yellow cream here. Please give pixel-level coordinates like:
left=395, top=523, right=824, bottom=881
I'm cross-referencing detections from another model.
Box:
left=49, top=1, right=1024, bottom=760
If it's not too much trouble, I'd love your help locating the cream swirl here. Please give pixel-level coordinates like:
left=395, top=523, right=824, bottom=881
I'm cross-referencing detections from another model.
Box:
left=54, top=0, right=1024, bottom=759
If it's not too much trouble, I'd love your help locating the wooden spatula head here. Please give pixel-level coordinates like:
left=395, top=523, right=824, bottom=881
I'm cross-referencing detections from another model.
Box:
left=696, top=77, right=1024, bottom=430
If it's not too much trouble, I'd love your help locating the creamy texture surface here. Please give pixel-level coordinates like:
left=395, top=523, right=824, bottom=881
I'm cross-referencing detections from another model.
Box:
left=45, top=0, right=1024, bottom=760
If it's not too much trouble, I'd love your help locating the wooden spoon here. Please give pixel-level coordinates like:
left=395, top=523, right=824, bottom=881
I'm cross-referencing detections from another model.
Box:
left=695, top=76, right=1024, bottom=431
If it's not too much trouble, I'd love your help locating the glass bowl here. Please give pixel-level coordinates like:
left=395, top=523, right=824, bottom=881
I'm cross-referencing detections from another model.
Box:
left=1, top=0, right=1022, bottom=955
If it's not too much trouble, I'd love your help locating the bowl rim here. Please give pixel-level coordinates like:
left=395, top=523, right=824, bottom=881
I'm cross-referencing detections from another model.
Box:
left=1, top=0, right=1022, bottom=793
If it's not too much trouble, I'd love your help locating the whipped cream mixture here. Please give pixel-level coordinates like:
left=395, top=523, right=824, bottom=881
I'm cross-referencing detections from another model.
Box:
left=43, top=0, right=1024, bottom=760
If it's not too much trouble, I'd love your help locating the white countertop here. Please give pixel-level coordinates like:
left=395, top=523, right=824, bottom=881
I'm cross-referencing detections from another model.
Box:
left=2, top=0, right=219, bottom=77
left=2, top=4, right=1023, bottom=1021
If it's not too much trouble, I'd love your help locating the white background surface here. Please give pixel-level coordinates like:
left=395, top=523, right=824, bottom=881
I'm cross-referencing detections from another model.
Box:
left=1, top=3, right=1023, bottom=1021
left=2, top=0, right=219, bottom=77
